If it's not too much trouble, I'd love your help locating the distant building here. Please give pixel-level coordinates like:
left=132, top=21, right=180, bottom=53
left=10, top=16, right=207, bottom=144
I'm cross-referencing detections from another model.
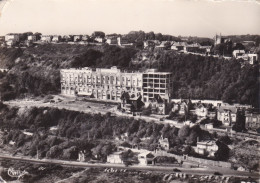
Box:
left=27, top=35, right=37, bottom=42
left=95, top=37, right=105, bottom=43
left=195, top=140, right=218, bottom=157
left=107, top=152, right=123, bottom=164
left=184, top=43, right=201, bottom=53
left=158, top=136, right=170, bottom=151
left=138, top=152, right=155, bottom=166
left=120, top=92, right=144, bottom=113
left=62, top=35, right=73, bottom=42
left=245, top=113, right=260, bottom=131
left=233, top=50, right=246, bottom=58
left=247, top=54, right=258, bottom=64
left=117, top=37, right=128, bottom=46
left=154, top=44, right=166, bottom=51
left=5, top=34, right=20, bottom=42
left=241, top=41, right=256, bottom=47
left=195, top=103, right=208, bottom=117
left=144, top=40, right=161, bottom=50
left=171, top=42, right=187, bottom=51
left=217, top=106, right=237, bottom=126
left=200, top=46, right=212, bottom=53
left=82, top=35, right=89, bottom=41
left=41, top=35, right=53, bottom=43
left=52, top=35, right=61, bottom=43
left=5, top=34, right=20, bottom=46
left=77, top=151, right=85, bottom=162
left=74, top=35, right=82, bottom=42
left=214, top=34, right=229, bottom=46
left=173, top=99, right=192, bottom=116
left=106, top=36, right=118, bottom=45
left=149, top=94, right=167, bottom=115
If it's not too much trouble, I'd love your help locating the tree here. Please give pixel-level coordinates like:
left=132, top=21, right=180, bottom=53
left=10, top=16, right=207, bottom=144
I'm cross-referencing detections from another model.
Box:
left=232, top=110, right=246, bottom=132
left=178, top=125, right=190, bottom=142
left=218, top=135, right=232, bottom=145
left=183, top=145, right=195, bottom=155
left=142, top=105, right=152, bottom=116
left=214, top=140, right=230, bottom=161
left=233, top=43, right=245, bottom=51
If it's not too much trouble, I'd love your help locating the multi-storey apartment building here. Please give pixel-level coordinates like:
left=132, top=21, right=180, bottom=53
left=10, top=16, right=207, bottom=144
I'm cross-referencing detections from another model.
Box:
left=60, top=67, right=172, bottom=103
left=142, top=69, right=172, bottom=102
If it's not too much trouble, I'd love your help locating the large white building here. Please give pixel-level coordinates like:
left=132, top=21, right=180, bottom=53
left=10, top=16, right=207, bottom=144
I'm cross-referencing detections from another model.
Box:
left=195, top=140, right=218, bottom=157
left=60, top=67, right=173, bottom=103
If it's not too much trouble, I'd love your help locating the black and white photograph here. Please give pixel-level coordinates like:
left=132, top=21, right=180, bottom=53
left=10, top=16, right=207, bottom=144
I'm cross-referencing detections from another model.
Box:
left=0, top=0, right=259, bottom=182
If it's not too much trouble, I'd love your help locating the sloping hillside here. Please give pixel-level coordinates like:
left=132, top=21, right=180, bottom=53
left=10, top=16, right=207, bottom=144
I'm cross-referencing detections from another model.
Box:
left=0, top=44, right=258, bottom=107
left=0, top=44, right=137, bottom=99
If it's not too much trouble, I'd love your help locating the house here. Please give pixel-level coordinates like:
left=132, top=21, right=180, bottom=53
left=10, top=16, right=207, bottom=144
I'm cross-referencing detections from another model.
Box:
left=232, top=50, right=246, bottom=58
left=217, top=106, right=237, bottom=126
left=184, top=43, right=201, bottom=53
left=41, top=35, right=53, bottom=43
left=247, top=54, right=258, bottom=64
left=63, top=35, right=73, bottom=42
left=74, top=35, right=82, bottom=42
left=158, top=136, right=170, bottom=151
left=5, top=34, right=20, bottom=46
left=245, top=112, right=260, bottom=131
left=107, top=152, right=123, bottom=164
left=82, top=35, right=89, bottom=41
left=27, top=35, right=37, bottom=42
left=200, top=46, right=212, bottom=54
left=106, top=37, right=118, bottom=45
left=138, top=152, right=155, bottom=166
left=144, top=40, right=161, bottom=49
left=214, top=34, right=229, bottom=46
left=195, top=140, right=218, bottom=157
left=77, top=151, right=85, bottom=162
left=237, top=166, right=248, bottom=172
left=52, top=35, right=61, bottom=42
left=5, top=34, right=20, bottom=42
left=171, top=42, right=187, bottom=51
left=179, top=99, right=192, bottom=115
left=95, top=37, right=105, bottom=43
left=195, top=103, right=208, bottom=117
left=155, top=44, right=166, bottom=51
left=117, top=37, right=129, bottom=46
left=121, top=92, right=144, bottom=113
left=149, top=94, right=166, bottom=115
left=144, top=40, right=155, bottom=49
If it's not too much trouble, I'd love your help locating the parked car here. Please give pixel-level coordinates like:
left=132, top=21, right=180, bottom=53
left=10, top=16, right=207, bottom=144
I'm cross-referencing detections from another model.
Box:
left=213, top=172, right=223, bottom=176
left=173, top=168, right=181, bottom=172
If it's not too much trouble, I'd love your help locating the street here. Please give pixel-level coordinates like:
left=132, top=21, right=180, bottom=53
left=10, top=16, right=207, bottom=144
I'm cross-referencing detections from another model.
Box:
left=0, top=154, right=259, bottom=179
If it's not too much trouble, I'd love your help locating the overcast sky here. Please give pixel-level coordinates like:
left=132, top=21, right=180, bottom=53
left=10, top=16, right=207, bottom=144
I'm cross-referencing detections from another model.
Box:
left=0, top=0, right=259, bottom=37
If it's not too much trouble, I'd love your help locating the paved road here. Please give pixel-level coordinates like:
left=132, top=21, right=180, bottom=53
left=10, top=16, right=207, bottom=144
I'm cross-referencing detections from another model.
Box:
left=0, top=154, right=258, bottom=179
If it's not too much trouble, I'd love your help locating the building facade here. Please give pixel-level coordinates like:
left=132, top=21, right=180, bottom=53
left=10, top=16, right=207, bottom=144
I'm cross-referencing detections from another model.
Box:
left=245, top=113, right=260, bottom=130
left=41, top=35, right=53, bottom=43
left=195, top=140, right=218, bottom=157
left=27, top=35, right=37, bottom=42
left=60, top=67, right=172, bottom=103
left=142, top=69, right=172, bottom=102
left=107, top=152, right=123, bottom=164
left=217, top=106, right=237, bottom=126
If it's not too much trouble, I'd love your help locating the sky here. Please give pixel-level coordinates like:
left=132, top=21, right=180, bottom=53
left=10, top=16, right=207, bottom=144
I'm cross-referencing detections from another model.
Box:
left=0, top=0, right=259, bottom=38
